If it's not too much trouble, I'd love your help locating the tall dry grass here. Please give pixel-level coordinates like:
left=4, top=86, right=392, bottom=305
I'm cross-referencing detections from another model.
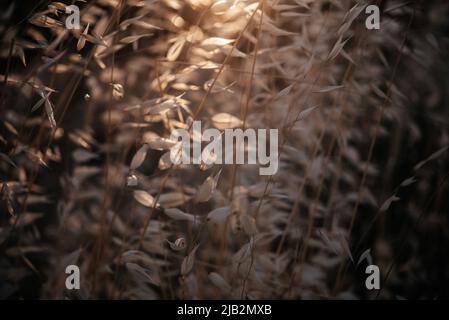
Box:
left=0, top=0, right=448, bottom=299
